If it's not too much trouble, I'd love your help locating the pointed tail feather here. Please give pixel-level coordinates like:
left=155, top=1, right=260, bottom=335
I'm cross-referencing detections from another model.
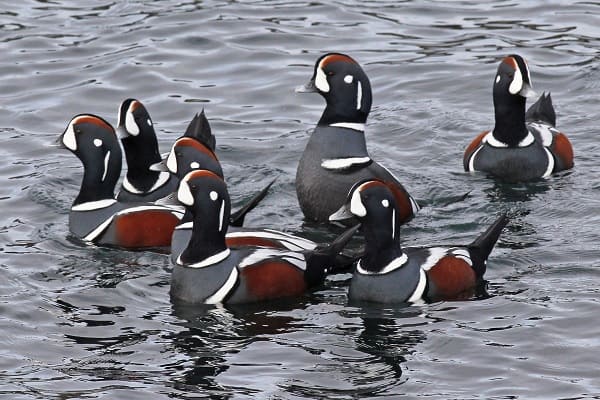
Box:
left=526, top=92, right=556, bottom=127
left=184, top=109, right=217, bottom=150
left=468, top=214, right=509, bottom=277
left=229, top=178, right=277, bottom=227
left=304, top=224, right=361, bottom=284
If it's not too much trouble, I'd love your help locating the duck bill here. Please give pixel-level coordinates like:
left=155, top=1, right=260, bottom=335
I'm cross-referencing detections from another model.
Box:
left=116, top=126, right=129, bottom=139
left=295, top=79, right=317, bottom=93
left=519, top=83, right=536, bottom=98
left=55, top=134, right=67, bottom=149
left=149, top=159, right=169, bottom=172
left=329, top=204, right=354, bottom=222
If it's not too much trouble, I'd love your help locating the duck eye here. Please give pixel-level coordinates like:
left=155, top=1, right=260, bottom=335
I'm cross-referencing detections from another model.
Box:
left=327, top=70, right=334, bottom=76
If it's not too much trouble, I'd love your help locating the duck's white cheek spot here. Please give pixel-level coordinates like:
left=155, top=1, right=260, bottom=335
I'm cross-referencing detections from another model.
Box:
left=350, top=189, right=367, bottom=217
left=209, top=191, right=218, bottom=201
left=381, top=199, right=389, bottom=208
left=190, top=161, right=200, bottom=170
left=166, top=148, right=177, bottom=174
left=62, top=125, right=77, bottom=151
left=93, top=138, right=103, bottom=147
left=495, top=75, right=500, bottom=83
left=177, top=181, right=194, bottom=206
left=315, top=67, right=330, bottom=93
left=344, top=75, right=353, bottom=84
left=147, top=118, right=152, bottom=126
left=125, top=112, right=140, bottom=136
left=356, top=81, right=363, bottom=110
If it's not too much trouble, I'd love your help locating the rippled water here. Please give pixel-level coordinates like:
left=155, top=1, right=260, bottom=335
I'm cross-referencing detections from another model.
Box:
left=1, top=1, right=599, bottom=398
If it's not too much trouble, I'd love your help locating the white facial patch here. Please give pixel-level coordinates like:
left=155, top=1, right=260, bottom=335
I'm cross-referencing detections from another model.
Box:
left=147, top=118, right=152, bottom=126
left=177, top=180, right=194, bottom=206
left=381, top=199, right=389, bottom=208
left=495, top=75, right=501, bottom=83
left=509, top=66, right=523, bottom=95
left=93, top=138, right=103, bottom=147
left=349, top=185, right=367, bottom=217
left=190, top=161, right=200, bottom=170
left=344, top=75, right=353, bottom=83
left=125, top=106, right=140, bottom=136
left=62, top=122, right=78, bottom=151
left=166, top=146, right=177, bottom=174
left=209, top=191, right=218, bottom=201
left=315, top=67, right=330, bottom=93
left=356, top=81, right=362, bottom=110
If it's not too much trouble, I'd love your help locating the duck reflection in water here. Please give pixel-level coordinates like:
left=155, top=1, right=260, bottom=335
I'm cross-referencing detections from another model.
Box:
left=168, top=300, right=304, bottom=389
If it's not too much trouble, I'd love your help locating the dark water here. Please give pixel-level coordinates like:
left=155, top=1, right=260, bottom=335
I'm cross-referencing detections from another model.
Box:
left=1, top=1, right=599, bottom=398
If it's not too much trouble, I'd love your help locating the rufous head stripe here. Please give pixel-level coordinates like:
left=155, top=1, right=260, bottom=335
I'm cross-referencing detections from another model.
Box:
left=174, top=137, right=218, bottom=161
left=501, top=56, right=518, bottom=70
left=319, top=53, right=357, bottom=69
left=182, top=169, right=224, bottom=184
left=72, top=115, right=115, bottom=134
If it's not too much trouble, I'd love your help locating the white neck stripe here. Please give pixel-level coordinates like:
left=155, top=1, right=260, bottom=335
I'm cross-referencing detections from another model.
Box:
left=485, top=131, right=536, bottom=148
left=356, top=253, right=408, bottom=275
left=72, top=199, right=117, bottom=211
left=321, top=156, right=371, bottom=170
left=329, top=122, right=365, bottom=132
left=177, top=248, right=231, bottom=269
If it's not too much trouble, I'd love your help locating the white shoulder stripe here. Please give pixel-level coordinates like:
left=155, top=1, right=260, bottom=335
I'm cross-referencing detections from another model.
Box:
left=420, top=248, right=449, bottom=271
left=204, top=267, right=238, bottom=304
left=407, top=268, right=427, bottom=304
left=226, top=230, right=316, bottom=251
left=542, top=147, right=555, bottom=177
left=239, top=249, right=306, bottom=270
left=468, top=145, right=484, bottom=172
left=83, top=216, right=115, bottom=242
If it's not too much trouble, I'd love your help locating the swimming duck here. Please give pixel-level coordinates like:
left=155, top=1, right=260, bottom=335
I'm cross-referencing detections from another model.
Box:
left=296, top=52, right=420, bottom=223
left=463, top=54, right=574, bottom=181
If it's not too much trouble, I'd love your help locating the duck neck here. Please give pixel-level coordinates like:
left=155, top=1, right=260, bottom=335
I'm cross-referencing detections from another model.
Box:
left=493, top=93, right=528, bottom=147
left=360, top=221, right=404, bottom=273
left=121, top=135, right=162, bottom=191
left=179, top=217, right=228, bottom=265
left=74, top=151, right=120, bottom=205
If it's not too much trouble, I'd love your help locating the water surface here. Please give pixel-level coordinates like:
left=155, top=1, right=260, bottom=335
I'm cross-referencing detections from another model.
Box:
left=1, top=1, right=599, bottom=399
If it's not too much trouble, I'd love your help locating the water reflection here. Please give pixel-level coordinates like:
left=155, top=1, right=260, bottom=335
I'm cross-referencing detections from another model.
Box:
left=168, top=299, right=305, bottom=391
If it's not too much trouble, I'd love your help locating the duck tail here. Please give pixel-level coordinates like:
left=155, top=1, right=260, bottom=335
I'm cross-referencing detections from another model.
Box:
left=525, top=92, right=556, bottom=127
left=229, top=178, right=277, bottom=227
left=184, top=109, right=217, bottom=151
left=304, top=224, right=361, bottom=286
left=468, top=214, right=509, bottom=277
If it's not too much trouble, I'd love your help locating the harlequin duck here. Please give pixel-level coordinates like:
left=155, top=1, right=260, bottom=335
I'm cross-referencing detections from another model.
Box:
left=330, top=179, right=508, bottom=303
left=59, top=114, right=183, bottom=249
left=162, top=121, right=355, bottom=267
left=170, top=169, right=359, bottom=305
left=295, top=53, right=420, bottom=223
left=148, top=112, right=305, bottom=262
left=115, top=99, right=178, bottom=202
left=463, top=55, right=574, bottom=181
